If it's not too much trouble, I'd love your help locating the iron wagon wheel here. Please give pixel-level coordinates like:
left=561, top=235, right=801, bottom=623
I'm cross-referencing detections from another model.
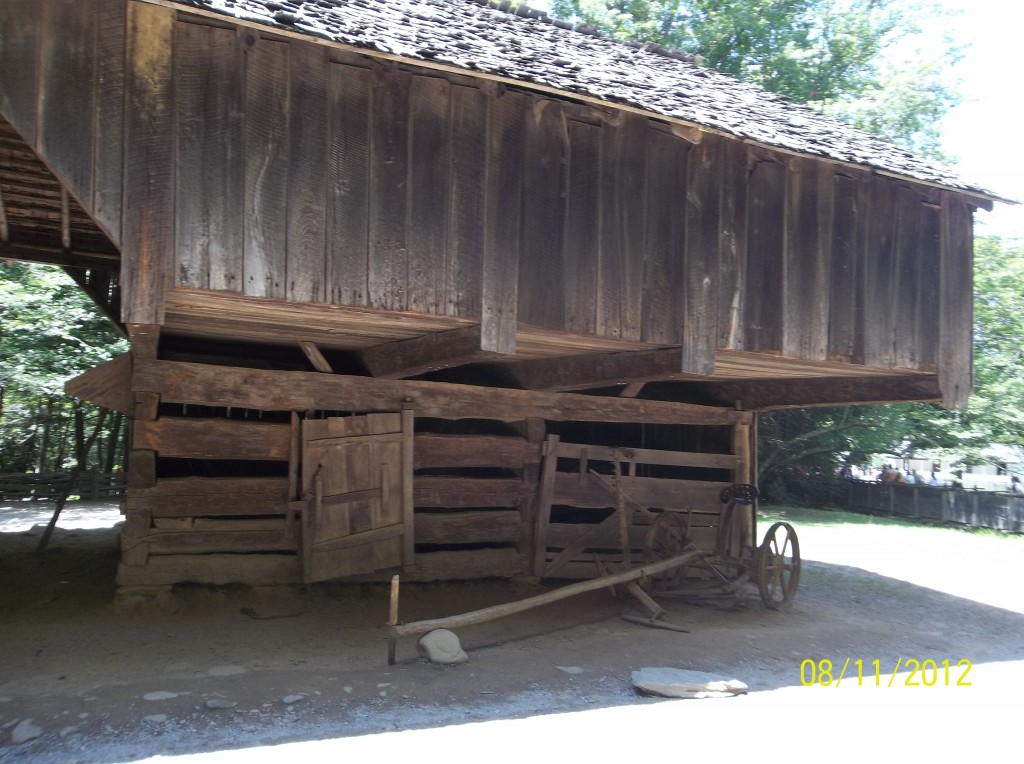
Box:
left=642, top=511, right=691, bottom=591
left=756, top=522, right=800, bottom=609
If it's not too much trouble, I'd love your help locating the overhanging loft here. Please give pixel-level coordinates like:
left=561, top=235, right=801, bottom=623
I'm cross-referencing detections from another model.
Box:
left=0, top=0, right=1000, bottom=589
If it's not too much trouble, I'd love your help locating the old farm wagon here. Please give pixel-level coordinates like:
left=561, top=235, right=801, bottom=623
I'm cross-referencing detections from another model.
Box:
left=0, top=0, right=1003, bottom=595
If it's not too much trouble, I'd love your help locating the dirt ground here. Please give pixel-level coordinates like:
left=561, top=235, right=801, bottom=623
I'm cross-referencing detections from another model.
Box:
left=2, top=500, right=1023, bottom=762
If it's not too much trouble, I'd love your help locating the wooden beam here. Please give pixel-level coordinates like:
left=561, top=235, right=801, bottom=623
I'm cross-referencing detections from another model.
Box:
left=0, top=185, right=8, bottom=243
left=506, top=347, right=696, bottom=391
left=64, top=352, right=133, bottom=414
left=359, top=325, right=507, bottom=379
left=133, top=418, right=291, bottom=460
left=298, top=341, right=334, bottom=373
left=60, top=185, right=71, bottom=250
left=620, top=382, right=645, bottom=398
left=0, top=240, right=119, bottom=269
left=133, top=360, right=748, bottom=425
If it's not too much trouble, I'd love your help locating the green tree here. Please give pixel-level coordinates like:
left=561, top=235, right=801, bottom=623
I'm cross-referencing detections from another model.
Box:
left=0, top=262, right=128, bottom=474
left=550, top=0, right=961, bottom=155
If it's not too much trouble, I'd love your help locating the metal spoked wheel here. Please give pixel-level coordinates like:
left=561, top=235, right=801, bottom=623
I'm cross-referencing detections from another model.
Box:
left=757, top=521, right=801, bottom=609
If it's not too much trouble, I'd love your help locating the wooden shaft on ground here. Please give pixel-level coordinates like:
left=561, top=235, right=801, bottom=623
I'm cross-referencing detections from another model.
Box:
left=389, top=550, right=703, bottom=639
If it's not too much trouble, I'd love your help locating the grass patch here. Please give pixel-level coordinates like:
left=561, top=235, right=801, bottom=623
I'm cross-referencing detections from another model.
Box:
left=760, top=504, right=1021, bottom=540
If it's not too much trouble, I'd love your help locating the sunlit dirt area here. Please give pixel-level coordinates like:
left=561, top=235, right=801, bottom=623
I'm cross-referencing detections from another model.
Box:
left=2, top=501, right=1022, bottom=762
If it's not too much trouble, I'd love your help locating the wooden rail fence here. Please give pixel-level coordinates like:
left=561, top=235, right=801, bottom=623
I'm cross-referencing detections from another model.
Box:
left=845, top=480, right=1024, bottom=533
left=0, top=471, right=126, bottom=502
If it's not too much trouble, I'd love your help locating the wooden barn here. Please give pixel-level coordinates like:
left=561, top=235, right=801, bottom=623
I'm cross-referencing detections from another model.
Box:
left=0, top=0, right=1004, bottom=592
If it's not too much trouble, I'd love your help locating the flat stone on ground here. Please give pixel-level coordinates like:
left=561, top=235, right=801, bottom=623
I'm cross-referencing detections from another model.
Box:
left=11, top=719, right=43, bottom=744
left=632, top=667, right=748, bottom=699
left=417, top=629, right=468, bottom=665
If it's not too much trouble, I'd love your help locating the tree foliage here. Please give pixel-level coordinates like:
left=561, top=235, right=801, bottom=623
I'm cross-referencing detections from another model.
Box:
left=0, top=262, right=128, bottom=473
left=550, top=0, right=961, bottom=156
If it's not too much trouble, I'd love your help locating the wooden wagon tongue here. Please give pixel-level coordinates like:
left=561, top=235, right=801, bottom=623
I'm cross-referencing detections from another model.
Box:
left=386, top=549, right=704, bottom=665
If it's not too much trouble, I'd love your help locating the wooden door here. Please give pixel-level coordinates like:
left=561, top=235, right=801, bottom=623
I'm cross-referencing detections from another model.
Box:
left=301, top=412, right=412, bottom=583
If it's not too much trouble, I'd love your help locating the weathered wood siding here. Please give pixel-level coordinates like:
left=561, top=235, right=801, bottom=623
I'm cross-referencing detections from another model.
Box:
left=0, top=1, right=977, bottom=401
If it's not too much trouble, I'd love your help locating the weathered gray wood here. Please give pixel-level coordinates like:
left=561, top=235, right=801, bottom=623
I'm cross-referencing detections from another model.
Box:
left=117, top=553, right=302, bottom=587
left=783, top=157, right=829, bottom=361
left=175, top=20, right=244, bottom=291
left=127, top=476, right=290, bottom=517
left=481, top=89, right=525, bottom=353
left=598, top=112, right=646, bottom=342
left=391, top=550, right=703, bottom=638
left=682, top=134, right=720, bottom=373
left=122, top=1, right=174, bottom=325
left=368, top=65, right=410, bottom=311
left=415, top=510, right=521, bottom=545
left=744, top=158, right=784, bottom=352
left=641, top=129, right=687, bottom=344
left=828, top=173, right=860, bottom=362
left=414, top=477, right=531, bottom=508
left=916, top=200, right=941, bottom=370
left=359, top=326, right=498, bottom=379
left=446, top=84, right=486, bottom=319
left=564, top=119, right=600, bottom=335
left=893, top=185, right=922, bottom=369
left=414, top=434, right=538, bottom=469
left=0, top=0, right=41, bottom=142
left=718, top=139, right=748, bottom=350
left=135, top=360, right=745, bottom=425
left=327, top=63, right=371, bottom=305
left=862, top=175, right=897, bottom=367
left=146, top=529, right=297, bottom=555
left=92, top=0, right=126, bottom=246
left=299, top=341, right=333, bottom=373
left=519, top=98, right=567, bottom=330
left=287, top=40, right=328, bottom=303
left=243, top=32, right=290, bottom=299
left=64, top=353, right=133, bottom=414
left=38, top=0, right=96, bottom=215
left=133, top=418, right=291, bottom=460
left=553, top=442, right=739, bottom=470
left=408, top=75, right=451, bottom=315
left=552, top=473, right=729, bottom=510
left=939, top=191, right=973, bottom=408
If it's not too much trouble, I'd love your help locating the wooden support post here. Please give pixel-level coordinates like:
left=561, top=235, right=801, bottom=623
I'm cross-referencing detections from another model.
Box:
left=387, top=574, right=400, bottom=665
left=401, top=406, right=415, bottom=568
left=732, top=419, right=754, bottom=548
left=613, top=456, right=631, bottom=570
left=532, top=434, right=560, bottom=577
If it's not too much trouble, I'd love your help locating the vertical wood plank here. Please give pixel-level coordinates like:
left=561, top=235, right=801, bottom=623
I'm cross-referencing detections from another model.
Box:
left=682, top=134, right=721, bottom=374
left=481, top=89, right=525, bottom=353
left=327, top=63, right=371, bottom=306
left=175, top=21, right=244, bottom=292
left=532, top=434, right=560, bottom=577
left=368, top=66, right=410, bottom=311
left=518, top=99, right=567, bottom=330
left=939, top=191, right=973, bottom=408
left=718, top=139, right=748, bottom=350
left=861, top=175, right=897, bottom=367
left=243, top=33, right=290, bottom=299
left=783, top=157, right=829, bottom=360
left=917, top=200, right=941, bottom=370
left=598, top=113, right=646, bottom=341
left=446, top=84, right=487, bottom=319
left=642, top=129, right=688, bottom=344
left=401, top=407, right=415, bottom=567
left=38, top=0, right=96, bottom=213
left=828, top=174, right=860, bottom=361
left=744, top=159, right=784, bottom=352
left=893, top=186, right=921, bottom=369
left=287, top=41, right=328, bottom=303
left=408, top=75, right=451, bottom=315
left=93, top=0, right=125, bottom=246
left=122, top=1, right=174, bottom=325
left=564, top=119, right=600, bottom=335
left=0, top=0, right=42, bottom=141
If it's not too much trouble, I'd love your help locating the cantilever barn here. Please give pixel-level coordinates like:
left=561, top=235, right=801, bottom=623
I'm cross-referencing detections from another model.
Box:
left=0, top=0, right=1002, bottom=591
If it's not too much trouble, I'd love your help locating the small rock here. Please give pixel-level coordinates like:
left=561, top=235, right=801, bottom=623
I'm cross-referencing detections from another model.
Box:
left=143, top=691, right=179, bottom=701
left=343, top=687, right=353, bottom=694
left=631, top=667, right=748, bottom=699
left=143, top=715, right=168, bottom=724
left=11, top=719, right=43, bottom=744
left=0, top=697, right=12, bottom=703
left=281, top=694, right=305, bottom=705
left=416, top=629, right=468, bottom=665
left=207, top=666, right=246, bottom=677
left=58, top=726, right=79, bottom=738
left=556, top=666, right=584, bottom=674
left=205, top=699, right=237, bottom=710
